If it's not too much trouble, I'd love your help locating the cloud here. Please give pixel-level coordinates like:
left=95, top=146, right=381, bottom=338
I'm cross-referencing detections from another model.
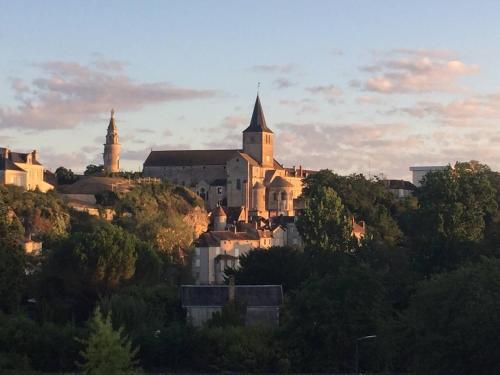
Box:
left=361, top=49, right=478, bottom=93
left=279, top=99, right=319, bottom=114
left=396, top=93, right=500, bottom=126
left=273, top=78, right=296, bottom=89
left=250, top=64, right=295, bottom=73
left=0, top=59, right=217, bottom=130
left=355, top=95, right=382, bottom=105
left=306, top=84, right=342, bottom=103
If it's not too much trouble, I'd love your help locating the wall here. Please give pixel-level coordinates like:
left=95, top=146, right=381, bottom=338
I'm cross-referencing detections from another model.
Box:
left=143, top=165, right=227, bottom=187
left=226, top=156, right=249, bottom=208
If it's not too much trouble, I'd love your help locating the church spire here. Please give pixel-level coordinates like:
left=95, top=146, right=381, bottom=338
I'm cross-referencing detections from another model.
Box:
left=243, top=95, right=273, bottom=133
left=103, top=109, right=120, bottom=174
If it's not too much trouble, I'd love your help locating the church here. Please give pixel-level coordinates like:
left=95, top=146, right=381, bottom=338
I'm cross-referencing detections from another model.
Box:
left=143, top=96, right=314, bottom=221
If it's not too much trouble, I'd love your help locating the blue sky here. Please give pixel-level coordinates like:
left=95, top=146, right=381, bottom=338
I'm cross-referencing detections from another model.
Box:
left=2, top=0, right=500, bottom=179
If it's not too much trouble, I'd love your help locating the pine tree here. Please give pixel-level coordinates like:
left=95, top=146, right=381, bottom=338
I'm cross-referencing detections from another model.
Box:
left=77, top=307, right=141, bottom=375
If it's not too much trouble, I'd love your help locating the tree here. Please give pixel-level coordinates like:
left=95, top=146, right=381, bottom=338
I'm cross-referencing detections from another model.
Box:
left=0, top=203, right=26, bottom=313
left=46, top=222, right=138, bottom=297
left=55, top=166, right=79, bottom=185
left=411, top=162, right=497, bottom=273
left=225, top=246, right=307, bottom=292
left=84, top=164, right=104, bottom=176
left=283, top=264, right=385, bottom=372
left=78, top=307, right=141, bottom=375
left=296, top=185, right=354, bottom=252
left=400, top=258, right=500, bottom=374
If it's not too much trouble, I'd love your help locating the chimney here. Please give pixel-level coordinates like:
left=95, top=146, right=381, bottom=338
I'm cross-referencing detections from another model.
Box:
left=1, top=147, right=9, bottom=159
left=32, top=149, right=39, bottom=161
left=228, top=275, right=235, bottom=302
left=299, top=165, right=303, bottom=177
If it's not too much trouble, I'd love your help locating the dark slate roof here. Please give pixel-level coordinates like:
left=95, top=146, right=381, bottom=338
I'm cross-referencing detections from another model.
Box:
left=243, top=95, right=273, bottom=134
left=181, top=285, right=283, bottom=307
left=383, top=179, right=416, bottom=190
left=0, top=157, right=26, bottom=172
left=144, top=149, right=239, bottom=167
left=10, top=152, right=42, bottom=166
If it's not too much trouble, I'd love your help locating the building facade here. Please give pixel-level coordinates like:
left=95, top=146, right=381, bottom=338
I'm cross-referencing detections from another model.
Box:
left=143, top=96, right=314, bottom=220
left=409, top=165, right=447, bottom=187
left=0, top=148, right=53, bottom=192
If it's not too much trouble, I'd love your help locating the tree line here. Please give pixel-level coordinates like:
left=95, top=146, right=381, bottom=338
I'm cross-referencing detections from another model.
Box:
left=1, top=161, right=500, bottom=374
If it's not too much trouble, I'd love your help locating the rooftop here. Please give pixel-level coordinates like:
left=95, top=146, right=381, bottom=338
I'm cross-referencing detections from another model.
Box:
left=181, top=285, right=283, bottom=307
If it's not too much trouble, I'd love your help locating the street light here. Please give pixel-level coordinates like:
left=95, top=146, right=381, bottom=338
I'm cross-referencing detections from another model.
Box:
left=355, top=335, right=377, bottom=375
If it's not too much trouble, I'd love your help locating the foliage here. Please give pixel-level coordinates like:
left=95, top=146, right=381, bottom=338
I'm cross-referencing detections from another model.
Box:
left=0, top=208, right=26, bottom=313
left=84, top=164, right=104, bottom=176
left=207, top=300, right=247, bottom=328
left=78, top=306, right=141, bottom=375
left=113, top=183, right=203, bottom=254
left=226, top=246, right=307, bottom=292
left=55, top=166, right=79, bottom=185
left=297, top=184, right=354, bottom=251
left=0, top=312, right=83, bottom=372
left=282, top=261, right=385, bottom=373
left=401, top=258, right=500, bottom=375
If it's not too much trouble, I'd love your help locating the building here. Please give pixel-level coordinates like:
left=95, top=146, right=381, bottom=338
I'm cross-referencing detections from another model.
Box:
left=382, top=179, right=416, bottom=198
left=103, top=109, right=121, bottom=174
left=409, top=166, right=447, bottom=187
left=181, top=284, right=283, bottom=327
left=0, top=148, right=53, bottom=192
left=143, top=96, right=315, bottom=220
left=193, top=229, right=273, bottom=284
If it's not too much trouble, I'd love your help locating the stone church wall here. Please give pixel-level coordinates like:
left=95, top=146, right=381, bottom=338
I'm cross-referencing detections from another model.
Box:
left=143, top=165, right=227, bottom=187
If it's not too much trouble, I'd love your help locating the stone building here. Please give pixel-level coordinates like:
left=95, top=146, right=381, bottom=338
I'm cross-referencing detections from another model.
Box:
left=0, top=148, right=53, bottom=192
left=103, top=109, right=121, bottom=174
left=143, top=96, right=314, bottom=220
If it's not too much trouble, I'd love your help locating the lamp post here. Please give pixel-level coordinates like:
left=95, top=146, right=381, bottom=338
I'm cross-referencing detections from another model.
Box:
left=355, top=335, right=377, bottom=375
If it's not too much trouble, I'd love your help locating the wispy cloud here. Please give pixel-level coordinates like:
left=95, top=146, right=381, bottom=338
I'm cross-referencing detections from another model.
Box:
left=0, top=59, right=217, bottom=130
left=361, top=49, right=478, bottom=94
left=306, top=84, right=342, bottom=103
left=274, top=78, right=296, bottom=89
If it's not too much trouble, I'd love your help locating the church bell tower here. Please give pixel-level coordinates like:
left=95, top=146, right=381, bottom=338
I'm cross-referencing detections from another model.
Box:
left=242, top=95, right=274, bottom=167
left=103, top=109, right=121, bottom=174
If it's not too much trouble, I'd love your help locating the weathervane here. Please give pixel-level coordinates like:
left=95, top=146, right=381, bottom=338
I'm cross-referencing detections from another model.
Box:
left=257, top=82, right=261, bottom=95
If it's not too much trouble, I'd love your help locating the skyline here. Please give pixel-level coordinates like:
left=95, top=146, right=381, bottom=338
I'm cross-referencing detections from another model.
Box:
left=2, top=1, right=500, bottom=179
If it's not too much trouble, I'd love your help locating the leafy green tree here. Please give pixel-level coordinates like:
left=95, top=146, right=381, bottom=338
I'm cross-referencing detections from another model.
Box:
left=411, top=162, right=497, bottom=273
left=400, top=258, right=500, bottom=375
left=46, top=222, right=138, bottom=297
left=0, top=201, right=25, bottom=313
left=55, top=166, right=79, bottom=185
left=296, top=185, right=354, bottom=252
left=84, top=164, right=104, bottom=176
left=302, top=170, right=402, bottom=245
left=283, top=263, right=385, bottom=373
left=226, top=246, right=307, bottom=292
left=78, top=307, right=141, bottom=375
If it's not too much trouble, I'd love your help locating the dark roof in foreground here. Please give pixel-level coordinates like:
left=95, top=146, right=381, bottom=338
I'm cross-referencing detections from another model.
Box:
left=181, top=285, right=283, bottom=307
left=144, top=149, right=239, bottom=167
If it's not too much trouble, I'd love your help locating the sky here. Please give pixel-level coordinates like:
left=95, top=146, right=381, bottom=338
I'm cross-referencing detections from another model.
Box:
left=2, top=0, right=500, bottom=179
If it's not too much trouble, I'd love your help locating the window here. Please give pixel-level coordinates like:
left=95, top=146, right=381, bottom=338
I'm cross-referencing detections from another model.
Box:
left=273, top=192, right=278, bottom=201
left=281, top=191, right=287, bottom=200
left=195, top=248, right=200, bottom=256
left=236, top=179, right=241, bottom=190
left=195, top=259, right=200, bottom=267
left=217, top=187, right=223, bottom=195
left=235, top=248, right=239, bottom=257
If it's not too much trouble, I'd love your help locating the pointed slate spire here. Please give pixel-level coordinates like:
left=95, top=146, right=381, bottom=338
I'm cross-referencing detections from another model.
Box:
left=107, top=109, right=117, bottom=133
left=243, top=95, right=273, bottom=133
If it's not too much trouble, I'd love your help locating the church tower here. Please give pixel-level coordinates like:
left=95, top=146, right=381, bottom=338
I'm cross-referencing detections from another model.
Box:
left=103, top=109, right=120, bottom=174
left=242, top=95, right=274, bottom=167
